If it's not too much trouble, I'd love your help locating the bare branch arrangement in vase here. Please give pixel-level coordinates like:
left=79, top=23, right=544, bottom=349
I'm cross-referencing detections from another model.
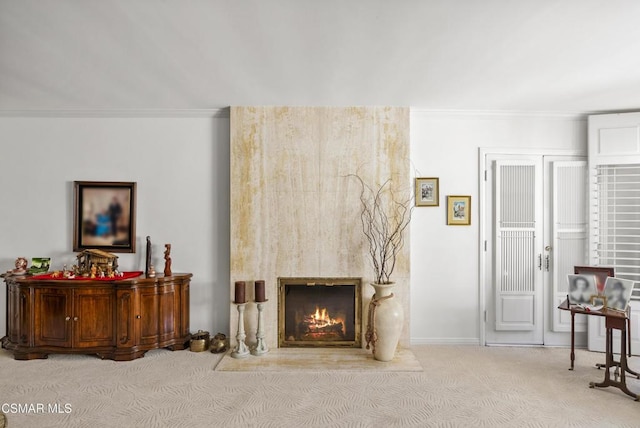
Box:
left=349, top=174, right=413, bottom=362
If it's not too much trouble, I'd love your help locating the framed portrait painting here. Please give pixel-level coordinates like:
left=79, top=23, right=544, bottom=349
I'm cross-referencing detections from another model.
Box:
left=603, top=277, right=635, bottom=311
left=447, top=195, right=471, bottom=226
left=73, top=181, right=137, bottom=252
left=415, top=177, right=439, bottom=207
left=566, top=274, right=597, bottom=305
left=574, top=266, right=614, bottom=294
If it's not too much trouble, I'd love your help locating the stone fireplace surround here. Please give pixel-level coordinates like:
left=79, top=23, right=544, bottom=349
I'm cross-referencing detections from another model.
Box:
left=229, top=106, right=410, bottom=350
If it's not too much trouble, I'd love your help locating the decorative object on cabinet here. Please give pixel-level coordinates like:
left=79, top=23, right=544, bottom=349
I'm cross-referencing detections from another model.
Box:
left=73, top=181, right=137, bottom=253
left=76, top=249, right=119, bottom=277
left=30, top=271, right=142, bottom=281
left=414, top=177, right=439, bottom=207
left=164, top=244, right=172, bottom=276
left=446, top=195, right=471, bottom=225
left=145, top=236, right=152, bottom=276
left=3, top=273, right=191, bottom=361
left=27, top=258, right=51, bottom=275
left=11, top=257, right=28, bottom=275
left=574, top=266, right=614, bottom=294
left=350, top=174, right=412, bottom=362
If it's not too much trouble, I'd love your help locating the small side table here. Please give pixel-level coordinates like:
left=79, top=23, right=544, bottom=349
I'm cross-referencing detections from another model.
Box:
left=558, top=299, right=639, bottom=401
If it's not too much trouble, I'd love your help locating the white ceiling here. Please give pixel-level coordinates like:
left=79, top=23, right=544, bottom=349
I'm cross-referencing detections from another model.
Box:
left=2, top=0, right=640, bottom=112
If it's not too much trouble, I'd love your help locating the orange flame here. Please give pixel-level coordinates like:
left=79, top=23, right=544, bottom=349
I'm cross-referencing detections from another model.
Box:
left=306, top=306, right=345, bottom=335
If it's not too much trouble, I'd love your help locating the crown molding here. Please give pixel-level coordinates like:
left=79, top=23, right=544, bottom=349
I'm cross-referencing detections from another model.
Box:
left=0, top=108, right=230, bottom=118
left=410, top=108, right=592, bottom=120
left=1, top=107, right=632, bottom=121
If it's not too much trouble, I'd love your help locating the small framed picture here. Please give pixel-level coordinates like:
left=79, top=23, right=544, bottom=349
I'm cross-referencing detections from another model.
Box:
left=446, top=195, right=471, bottom=225
left=73, top=181, right=137, bottom=253
left=590, top=295, right=607, bottom=308
left=567, top=274, right=597, bottom=305
left=415, top=177, right=439, bottom=207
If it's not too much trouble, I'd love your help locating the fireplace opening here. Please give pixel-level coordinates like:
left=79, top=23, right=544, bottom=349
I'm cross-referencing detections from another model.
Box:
left=278, top=278, right=362, bottom=348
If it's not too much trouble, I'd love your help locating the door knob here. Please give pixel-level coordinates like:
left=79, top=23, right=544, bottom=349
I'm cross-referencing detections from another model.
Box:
left=545, top=246, right=552, bottom=251
left=136, top=315, right=141, bottom=319
left=65, top=316, right=71, bottom=321
left=73, top=316, right=78, bottom=321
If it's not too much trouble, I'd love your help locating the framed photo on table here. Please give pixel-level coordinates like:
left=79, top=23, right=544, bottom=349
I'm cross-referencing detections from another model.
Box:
left=567, top=274, right=597, bottom=305
left=574, top=266, right=614, bottom=294
left=603, top=277, right=635, bottom=311
left=415, top=177, right=439, bottom=207
left=447, top=195, right=471, bottom=225
left=73, top=181, right=137, bottom=253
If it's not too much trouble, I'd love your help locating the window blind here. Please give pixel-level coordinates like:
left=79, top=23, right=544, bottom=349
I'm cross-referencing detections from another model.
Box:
left=593, top=164, right=640, bottom=300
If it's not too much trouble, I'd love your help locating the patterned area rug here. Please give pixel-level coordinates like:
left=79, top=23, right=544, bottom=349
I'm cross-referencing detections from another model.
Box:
left=0, top=346, right=638, bottom=427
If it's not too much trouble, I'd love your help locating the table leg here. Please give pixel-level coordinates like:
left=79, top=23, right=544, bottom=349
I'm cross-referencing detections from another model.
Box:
left=628, top=316, right=632, bottom=358
left=590, top=325, right=639, bottom=400
left=570, top=311, right=575, bottom=370
left=590, top=327, right=613, bottom=389
left=617, top=326, right=639, bottom=400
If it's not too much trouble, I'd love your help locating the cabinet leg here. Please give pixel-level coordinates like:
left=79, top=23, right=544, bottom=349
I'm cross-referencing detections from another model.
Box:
left=14, top=351, right=48, bottom=360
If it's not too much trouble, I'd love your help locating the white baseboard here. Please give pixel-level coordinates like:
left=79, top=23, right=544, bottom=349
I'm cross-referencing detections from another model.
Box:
left=410, top=337, right=481, bottom=346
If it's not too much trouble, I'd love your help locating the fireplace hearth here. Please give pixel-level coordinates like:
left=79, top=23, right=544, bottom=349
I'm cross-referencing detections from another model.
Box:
left=278, top=278, right=362, bottom=348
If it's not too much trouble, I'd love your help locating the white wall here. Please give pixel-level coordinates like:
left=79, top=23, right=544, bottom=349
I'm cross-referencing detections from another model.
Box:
left=409, top=110, right=587, bottom=344
left=0, top=110, right=589, bottom=346
left=0, top=113, right=230, bottom=337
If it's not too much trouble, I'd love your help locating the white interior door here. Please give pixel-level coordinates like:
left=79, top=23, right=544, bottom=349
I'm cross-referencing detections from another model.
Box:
left=485, top=153, right=587, bottom=345
left=485, top=155, right=544, bottom=345
left=545, top=158, right=589, bottom=345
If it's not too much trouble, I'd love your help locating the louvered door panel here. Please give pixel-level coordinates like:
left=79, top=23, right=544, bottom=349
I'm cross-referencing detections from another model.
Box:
left=552, top=161, right=588, bottom=332
left=495, top=160, right=542, bottom=331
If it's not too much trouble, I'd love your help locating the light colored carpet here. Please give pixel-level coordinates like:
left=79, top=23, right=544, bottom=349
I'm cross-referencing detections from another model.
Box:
left=214, top=348, right=423, bottom=372
left=0, top=346, right=638, bottom=427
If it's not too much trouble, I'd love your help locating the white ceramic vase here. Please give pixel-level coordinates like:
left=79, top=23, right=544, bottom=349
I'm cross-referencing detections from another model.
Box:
left=369, top=282, right=403, bottom=362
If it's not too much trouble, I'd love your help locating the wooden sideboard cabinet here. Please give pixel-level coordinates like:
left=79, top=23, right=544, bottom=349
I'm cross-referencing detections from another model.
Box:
left=2, top=273, right=191, bottom=361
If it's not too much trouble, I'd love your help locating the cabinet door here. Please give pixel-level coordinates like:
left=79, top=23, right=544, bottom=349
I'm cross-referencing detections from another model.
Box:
left=8, top=283, right=20, bottom=344
left=138, top=286, right=160, bottom=345
left=180, top=280, right=190, bottom=337
left=73, top=288, right=115, bottom=348
left=158, top=282, right=179, bottom=342
left=8, top=282, right=31, bottom=346
left=116, top=289, right=136, bottom=348
left=34, top=288, right=72, bottom=347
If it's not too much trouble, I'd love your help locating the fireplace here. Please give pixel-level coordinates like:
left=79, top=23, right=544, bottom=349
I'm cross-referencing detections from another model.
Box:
left=278, top=278, right=362, bottom=348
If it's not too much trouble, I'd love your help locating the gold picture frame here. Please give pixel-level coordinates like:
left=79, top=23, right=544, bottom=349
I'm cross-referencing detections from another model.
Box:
left=590, top=295, right=608, bottom=308
left=415, top=177, right=439, bottom=207
left=447, top=195, right=471, bottom=226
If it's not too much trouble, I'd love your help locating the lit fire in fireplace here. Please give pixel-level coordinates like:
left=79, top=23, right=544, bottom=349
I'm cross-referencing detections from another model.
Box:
left=302, top=306, right=345, bottom=337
